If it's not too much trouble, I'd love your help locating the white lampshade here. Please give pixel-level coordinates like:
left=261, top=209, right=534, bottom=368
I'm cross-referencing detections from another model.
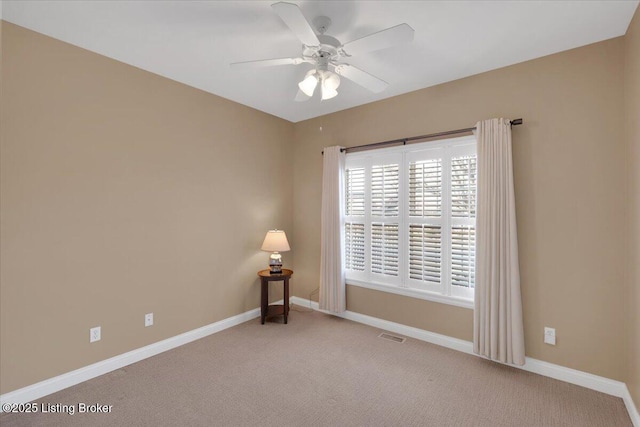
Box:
left=298, top=71, right=318, bottom=97
left=261, top=230, right=291, bottom=252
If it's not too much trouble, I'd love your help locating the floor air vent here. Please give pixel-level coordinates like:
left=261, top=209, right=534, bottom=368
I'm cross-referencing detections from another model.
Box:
left=378, top=332, right=406, bottom=343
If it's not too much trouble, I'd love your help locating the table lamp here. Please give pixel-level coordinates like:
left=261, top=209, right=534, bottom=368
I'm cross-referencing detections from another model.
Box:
left=261, top=229, right=290, bottom=274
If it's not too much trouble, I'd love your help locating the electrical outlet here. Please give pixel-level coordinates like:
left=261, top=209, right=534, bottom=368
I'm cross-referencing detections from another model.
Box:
left=145, top=313, right=153, bottom=327
left=544, top=327, right=556, bottom=345
left=90, top=326, right=101, bottom=343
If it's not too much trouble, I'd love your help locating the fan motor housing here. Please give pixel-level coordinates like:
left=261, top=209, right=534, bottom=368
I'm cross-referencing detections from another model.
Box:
left=303, top=34, right=341, bottom=60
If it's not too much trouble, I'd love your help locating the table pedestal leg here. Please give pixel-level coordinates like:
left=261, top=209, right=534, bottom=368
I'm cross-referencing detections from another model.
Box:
left=284, top=278, right=289, bottom=324
left=260, top=279, right=267, bottom=325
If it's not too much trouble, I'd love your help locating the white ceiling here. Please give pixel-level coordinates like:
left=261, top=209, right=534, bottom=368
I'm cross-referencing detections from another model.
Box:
left=2, top=1, right=638, bottom=123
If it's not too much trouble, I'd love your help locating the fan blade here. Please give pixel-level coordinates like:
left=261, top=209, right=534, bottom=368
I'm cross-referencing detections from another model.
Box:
left=341, top=24, right=414, bottom=56
left=334, top=64, right=388, bottom=93
left=230, top=57, right=304, bottom=68
left=294, top=89, right=311, bottom=102
left=272, top=2, right=320, bottom=47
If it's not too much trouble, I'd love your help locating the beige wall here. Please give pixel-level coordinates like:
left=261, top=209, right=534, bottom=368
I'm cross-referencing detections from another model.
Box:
left=292, top=37, right=628, bottom=381
left=0, top=22, right=294, bottom=394
left=624, top=6, right=640, bottom=409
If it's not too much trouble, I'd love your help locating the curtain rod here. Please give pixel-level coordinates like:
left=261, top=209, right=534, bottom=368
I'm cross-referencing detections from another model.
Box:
left=322, top=118, right=523, bottom=154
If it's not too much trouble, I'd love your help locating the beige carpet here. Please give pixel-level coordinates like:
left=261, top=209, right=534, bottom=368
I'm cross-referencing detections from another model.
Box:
left=0, top=308, right=632, bottom=426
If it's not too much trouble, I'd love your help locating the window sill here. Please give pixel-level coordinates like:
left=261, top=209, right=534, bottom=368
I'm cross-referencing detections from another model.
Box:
left=346, top=279, right=474, bottom=309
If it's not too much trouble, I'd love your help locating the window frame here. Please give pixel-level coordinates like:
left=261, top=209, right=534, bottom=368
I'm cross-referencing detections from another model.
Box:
left=344, top=135, right=476, bottom=309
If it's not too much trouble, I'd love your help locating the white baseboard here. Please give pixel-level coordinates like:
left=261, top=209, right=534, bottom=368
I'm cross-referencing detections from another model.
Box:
left=291, top=296, right=639, bottom=426
left=624, top=385, right=640, bottom=427
left=0, top=305, right=269, bottom=408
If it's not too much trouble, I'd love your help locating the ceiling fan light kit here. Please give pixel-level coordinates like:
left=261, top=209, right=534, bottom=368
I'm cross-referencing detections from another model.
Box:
left=298, top=56, right=341, bottom=100
left=231, top=2, right=415, bottom=102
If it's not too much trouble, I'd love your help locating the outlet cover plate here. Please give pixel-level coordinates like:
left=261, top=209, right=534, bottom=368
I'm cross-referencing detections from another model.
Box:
left=90, top=326, right=101, bottom=343
left=145, top=313, right=153, bottom=327
left=544, top=327, right=556, bottom=345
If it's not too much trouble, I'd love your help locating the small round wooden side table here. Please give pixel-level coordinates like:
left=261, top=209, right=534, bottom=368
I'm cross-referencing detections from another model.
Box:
left=258, top=269, right=293, bottom=324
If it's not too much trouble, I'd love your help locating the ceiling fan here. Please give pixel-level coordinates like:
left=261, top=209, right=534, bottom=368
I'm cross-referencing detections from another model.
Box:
left=230, top=2, right=415, bottom=101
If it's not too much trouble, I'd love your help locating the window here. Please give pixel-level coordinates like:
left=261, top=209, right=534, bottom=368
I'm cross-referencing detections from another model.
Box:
left=344, top=136, right=476, bottom=307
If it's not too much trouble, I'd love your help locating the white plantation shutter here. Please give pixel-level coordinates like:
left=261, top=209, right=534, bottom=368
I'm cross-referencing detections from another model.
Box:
left=450, top=153, right=476, bottom=296
left=451, top=156, right=477, bottom=218
left=407, top=153, right=444, bottom=292
left=371, top=223, right=399, bottom=276
left=409, top=224, right=441, bottom=283
left=371, top=164, right=399, bottom=216
left=345, top=165, right=366, bottom=274
left=451, top=225, right=475, bottom=288
left=370, top=161, right=399, bottom=279
left=345, top=167, right=365, bottom=216
left=409, top=159, right=442, bottom=217
left=345, top=222, right=365, bottom=271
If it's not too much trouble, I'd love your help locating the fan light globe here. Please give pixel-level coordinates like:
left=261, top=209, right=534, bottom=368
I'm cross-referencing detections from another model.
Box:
left=321, top=85, right=338, bottom=100
left=298, top=72, right=318, bottom=97
left=324, top=72, right=340, bottom=90
left=320, top=70, right=340, bottom=100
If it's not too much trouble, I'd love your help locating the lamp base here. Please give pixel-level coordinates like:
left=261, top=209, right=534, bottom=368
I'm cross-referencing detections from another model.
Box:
left=269, top=252, right=283, bottom=274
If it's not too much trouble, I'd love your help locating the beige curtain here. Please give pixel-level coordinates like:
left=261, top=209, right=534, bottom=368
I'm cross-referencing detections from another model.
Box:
left=473, top=118, right=525, bottom=366
left=319, top=146, right=346, bottom=313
